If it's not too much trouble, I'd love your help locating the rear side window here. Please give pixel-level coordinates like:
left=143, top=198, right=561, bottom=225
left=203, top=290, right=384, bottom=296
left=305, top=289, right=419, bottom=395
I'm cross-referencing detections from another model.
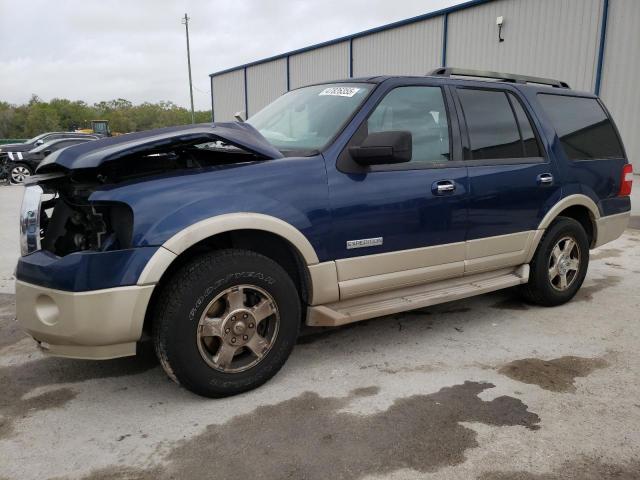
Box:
left=457, top=88, right=541, bottom=160
left=538, top=94, right=624, bottom=160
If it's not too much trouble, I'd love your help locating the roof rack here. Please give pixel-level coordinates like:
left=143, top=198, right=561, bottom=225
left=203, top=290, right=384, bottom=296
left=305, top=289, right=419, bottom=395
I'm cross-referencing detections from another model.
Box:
left=429, top=67, right=570, bottom=88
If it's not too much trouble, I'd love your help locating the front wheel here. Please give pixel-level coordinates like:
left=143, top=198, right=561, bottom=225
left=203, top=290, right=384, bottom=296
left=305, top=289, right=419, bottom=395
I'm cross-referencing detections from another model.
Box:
left=9, top=163, right=33, bottom=184
left=521, top=217, right=590, bottom=306
left=153, top=249, right=301, bottom=397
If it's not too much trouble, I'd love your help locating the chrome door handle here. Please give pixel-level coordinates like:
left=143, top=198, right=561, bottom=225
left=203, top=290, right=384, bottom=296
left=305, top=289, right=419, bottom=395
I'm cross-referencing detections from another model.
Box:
left=433, top=180, right=456, bottom=194
left=537, top=173, right=554, bottom=185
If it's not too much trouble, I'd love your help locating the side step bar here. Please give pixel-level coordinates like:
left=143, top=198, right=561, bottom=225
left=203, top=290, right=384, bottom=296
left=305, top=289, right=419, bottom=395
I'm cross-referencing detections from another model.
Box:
left=306, top=265, right=529, bottom=327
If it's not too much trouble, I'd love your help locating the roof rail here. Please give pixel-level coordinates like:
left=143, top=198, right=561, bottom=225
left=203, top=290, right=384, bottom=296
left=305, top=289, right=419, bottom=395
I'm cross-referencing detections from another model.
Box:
left=429, top=67, right=570, bottom=88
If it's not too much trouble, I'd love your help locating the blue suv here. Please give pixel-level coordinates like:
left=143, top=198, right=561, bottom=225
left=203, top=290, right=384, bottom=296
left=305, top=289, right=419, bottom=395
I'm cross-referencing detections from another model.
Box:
left=16, top=68, right=633, bottom=397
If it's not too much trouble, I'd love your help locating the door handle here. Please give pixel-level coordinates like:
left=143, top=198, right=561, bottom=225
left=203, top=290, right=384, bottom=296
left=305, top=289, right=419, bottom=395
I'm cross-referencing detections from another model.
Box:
left=537, top=173, right=554, bottom=185
left=432, top=180, right=456, bottom=195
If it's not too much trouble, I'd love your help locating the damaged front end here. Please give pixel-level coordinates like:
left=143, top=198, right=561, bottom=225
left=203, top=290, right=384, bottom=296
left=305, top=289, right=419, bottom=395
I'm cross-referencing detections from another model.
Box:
left=20, top=122, right=283, bottom=259
left=20, top=178, right=133, bottom=258
left=15, top=123, right=284, bottom=359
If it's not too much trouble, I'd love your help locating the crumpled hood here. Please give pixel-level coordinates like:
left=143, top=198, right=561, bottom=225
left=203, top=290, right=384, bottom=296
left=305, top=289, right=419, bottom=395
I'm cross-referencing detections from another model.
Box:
left=37, top=122, right=283, bottom=172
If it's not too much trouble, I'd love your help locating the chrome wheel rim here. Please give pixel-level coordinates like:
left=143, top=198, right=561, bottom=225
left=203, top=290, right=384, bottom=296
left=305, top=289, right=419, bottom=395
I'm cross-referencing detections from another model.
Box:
left=548, top=236, right=581, bottom=291
left=196, top=284, right=279, bottom=373
left=11, top=166, right=30, bottom=184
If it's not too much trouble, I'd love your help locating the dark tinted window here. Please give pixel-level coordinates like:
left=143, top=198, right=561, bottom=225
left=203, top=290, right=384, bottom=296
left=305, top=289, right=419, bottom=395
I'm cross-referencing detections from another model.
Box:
left=458, top=89, right=523, bottom=159
left=538, top=94, right=624, bottom=160
left=367, top=86, right=450, bottom=163
left=508, top=93, right=541, bottom=157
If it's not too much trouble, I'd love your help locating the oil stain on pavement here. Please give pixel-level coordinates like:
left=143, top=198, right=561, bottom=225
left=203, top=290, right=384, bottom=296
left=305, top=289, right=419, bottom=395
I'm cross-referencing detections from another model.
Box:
left=479, top=455, right=640, bottom=479
left=498, top=356, right=608, bottom=393
left=0, top=344, right=158, bottom=439
left=80, top=381, right=540, bottom=480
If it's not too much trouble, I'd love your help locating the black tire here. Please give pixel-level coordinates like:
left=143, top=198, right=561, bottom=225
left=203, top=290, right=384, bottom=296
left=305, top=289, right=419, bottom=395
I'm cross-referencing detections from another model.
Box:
left=9, top=163, right=33, bottom=184
left=521, top=216, right=590, bottom=306
left=152, top=249, right=301, bottom=397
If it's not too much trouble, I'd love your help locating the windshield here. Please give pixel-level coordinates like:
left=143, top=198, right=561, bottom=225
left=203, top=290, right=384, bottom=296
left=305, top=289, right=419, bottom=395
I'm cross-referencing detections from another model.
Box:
left=247, top=83, right=372, bottom=152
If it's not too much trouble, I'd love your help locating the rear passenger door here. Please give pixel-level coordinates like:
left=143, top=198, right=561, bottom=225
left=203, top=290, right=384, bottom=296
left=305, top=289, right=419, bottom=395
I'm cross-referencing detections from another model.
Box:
left=453, top=86, right=561, bottom=273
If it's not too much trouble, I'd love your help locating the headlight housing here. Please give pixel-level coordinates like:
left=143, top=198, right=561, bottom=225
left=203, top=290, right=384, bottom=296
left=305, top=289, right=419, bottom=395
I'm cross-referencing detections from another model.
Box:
left=20, top=185, right=44, bottom=256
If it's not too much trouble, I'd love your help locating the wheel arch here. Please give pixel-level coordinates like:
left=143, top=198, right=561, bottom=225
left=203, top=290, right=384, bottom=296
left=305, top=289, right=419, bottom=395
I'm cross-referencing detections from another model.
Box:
left=528, top=194, right=600, bottom=261
left=137, top=214, right=321, bottom=332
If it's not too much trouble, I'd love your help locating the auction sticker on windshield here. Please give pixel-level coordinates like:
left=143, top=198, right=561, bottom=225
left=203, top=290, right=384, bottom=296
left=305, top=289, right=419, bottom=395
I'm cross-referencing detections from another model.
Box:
left=319, top=87, right=361, bottom=97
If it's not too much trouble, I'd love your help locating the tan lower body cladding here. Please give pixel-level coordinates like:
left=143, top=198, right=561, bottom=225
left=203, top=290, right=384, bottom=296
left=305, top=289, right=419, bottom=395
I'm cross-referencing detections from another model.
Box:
left=307, top=265, right=530, bottom=327
left=308, top=230, right=538, bottom=305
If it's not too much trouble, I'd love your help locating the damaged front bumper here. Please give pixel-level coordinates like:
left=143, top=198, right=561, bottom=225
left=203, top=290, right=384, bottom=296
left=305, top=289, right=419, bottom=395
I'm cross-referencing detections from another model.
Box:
left=16, top=280, right=154, bottom=359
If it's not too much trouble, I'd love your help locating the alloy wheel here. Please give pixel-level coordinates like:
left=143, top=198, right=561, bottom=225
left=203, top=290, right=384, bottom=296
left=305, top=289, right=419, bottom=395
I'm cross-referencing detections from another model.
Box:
left=10, top=165, right=31, bottom=184
left=196, top=284, right=279, bottom=373
left=548, top=236, right=581, bottom=291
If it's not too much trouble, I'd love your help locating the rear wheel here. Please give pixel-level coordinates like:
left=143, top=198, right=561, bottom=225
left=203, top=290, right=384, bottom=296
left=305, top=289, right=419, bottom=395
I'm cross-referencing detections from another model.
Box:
left=521, top=217, right=589, bottom=306
left=153, top=249, right=301, bottom=397
left=9, top=163, right=33, bottom=184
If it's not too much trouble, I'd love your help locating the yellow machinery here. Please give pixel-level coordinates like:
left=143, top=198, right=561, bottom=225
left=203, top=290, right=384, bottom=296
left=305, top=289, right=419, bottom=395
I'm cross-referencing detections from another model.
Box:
left=75, top=120, right=111, bottom=136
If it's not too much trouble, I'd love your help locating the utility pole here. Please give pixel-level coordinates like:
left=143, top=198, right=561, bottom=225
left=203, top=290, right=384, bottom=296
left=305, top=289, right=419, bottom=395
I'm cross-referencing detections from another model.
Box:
left=182, top=13, right=195, bottom=124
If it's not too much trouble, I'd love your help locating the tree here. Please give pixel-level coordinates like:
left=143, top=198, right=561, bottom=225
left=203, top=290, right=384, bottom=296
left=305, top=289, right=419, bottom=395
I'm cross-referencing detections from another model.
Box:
left=0, top=96, right=212, bottom=137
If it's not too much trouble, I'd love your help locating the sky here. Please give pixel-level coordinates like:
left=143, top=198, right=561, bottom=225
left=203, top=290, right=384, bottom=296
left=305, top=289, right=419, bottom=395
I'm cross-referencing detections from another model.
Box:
left=0, top=0, right=466, bottom=110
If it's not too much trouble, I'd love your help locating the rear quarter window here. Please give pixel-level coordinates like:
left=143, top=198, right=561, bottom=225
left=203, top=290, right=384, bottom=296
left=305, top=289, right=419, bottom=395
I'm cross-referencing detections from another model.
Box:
left=537, top=94, right=624, bottom=160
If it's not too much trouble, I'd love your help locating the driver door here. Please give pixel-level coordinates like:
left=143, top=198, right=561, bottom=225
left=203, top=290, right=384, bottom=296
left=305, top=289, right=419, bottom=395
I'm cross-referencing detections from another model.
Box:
left=326, top=82, right=468, bottom=299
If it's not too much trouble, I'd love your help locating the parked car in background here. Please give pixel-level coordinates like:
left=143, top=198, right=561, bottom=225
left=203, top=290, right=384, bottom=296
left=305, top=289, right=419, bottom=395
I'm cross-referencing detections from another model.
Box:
left=0, top=131, right=100, bottom=154
left=3, top=137, right=98, bottom=184
left=14, top=68, right=632, bottom=398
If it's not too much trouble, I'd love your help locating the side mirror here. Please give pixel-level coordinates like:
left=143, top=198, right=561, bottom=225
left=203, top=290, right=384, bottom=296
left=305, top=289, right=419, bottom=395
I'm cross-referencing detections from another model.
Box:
left=43, top=150, right=51, bottom=156
left=35, top=140, right=44, bottom=146
left=349, top=131, right=412, bottom=166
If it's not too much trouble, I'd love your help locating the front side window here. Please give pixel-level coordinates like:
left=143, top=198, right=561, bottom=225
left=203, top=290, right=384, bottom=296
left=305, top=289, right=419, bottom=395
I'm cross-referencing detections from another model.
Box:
left=365, top=86, right=450, bottom=163
left=247, top=83, right=372, bottom=153
left=457, top=88, right=541, bottom=160
left=537, top=94, right=624, bottom=160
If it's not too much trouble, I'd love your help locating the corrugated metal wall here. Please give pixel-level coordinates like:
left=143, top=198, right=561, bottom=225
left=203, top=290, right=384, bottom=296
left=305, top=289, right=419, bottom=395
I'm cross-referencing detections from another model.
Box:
left=352, top=16, right=443, bottom=77
left=446, top=0, right=603, bottom=92
left=600, top=0, right=640, bottom=171
left=288, top=42, right=350, bottom=90
left=246, top=58, right=288, bottom=117
left=212, top=69, right=245, bottom=122
left=210, top=0, right=640, bottom=170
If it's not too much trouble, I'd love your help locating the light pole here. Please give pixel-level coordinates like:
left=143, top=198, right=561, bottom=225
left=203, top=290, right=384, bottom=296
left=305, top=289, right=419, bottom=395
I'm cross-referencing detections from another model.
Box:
left=182, top=13, right=195, bottom=124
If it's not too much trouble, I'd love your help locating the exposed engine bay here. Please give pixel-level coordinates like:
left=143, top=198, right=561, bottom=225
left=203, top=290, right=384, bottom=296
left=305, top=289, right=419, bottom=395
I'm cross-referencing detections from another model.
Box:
left=36, top=142, right=259, bottom=257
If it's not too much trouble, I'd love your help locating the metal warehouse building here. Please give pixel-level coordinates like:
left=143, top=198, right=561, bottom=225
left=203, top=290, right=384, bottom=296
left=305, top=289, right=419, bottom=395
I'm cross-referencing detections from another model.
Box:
left=209, top=0, right=640, bottom=171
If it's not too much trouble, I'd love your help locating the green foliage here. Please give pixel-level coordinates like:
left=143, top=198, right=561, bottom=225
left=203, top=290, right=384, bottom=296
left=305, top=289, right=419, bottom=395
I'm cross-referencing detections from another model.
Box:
left=0, top=95, right=212, bottom=137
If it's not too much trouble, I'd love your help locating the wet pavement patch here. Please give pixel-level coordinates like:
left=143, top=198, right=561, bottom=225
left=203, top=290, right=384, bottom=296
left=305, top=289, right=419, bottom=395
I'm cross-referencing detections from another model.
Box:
left=0, top=343, right=158, bottom=439
left=492, top=297, right=530, bottom=311
left=573, top=275, right=622, bottom=303
left=478, top=456, right=640, bottom=479
left=498, top=356, right=608, bottom=393
left=79, top=381, right=539, bottom=480
left=591, top=248, right=623, bottom=260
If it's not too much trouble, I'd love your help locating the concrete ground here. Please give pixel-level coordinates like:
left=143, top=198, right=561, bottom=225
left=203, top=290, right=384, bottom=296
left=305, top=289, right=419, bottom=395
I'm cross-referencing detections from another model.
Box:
left=1, top=182, right=640, bottom=480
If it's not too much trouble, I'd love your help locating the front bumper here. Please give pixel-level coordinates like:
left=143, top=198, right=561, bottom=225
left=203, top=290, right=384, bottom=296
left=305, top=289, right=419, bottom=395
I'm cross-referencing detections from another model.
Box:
left=16, top=280, right=154, bottom=359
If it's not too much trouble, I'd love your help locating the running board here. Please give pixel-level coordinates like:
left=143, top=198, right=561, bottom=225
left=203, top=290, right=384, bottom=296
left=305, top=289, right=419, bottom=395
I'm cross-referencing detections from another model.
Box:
left=306, top=265, right=529, bottom=327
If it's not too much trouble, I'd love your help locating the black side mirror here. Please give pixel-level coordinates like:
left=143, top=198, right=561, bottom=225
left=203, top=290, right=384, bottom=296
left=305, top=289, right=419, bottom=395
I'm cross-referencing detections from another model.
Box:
left=349, top=131, right=412, bottom=166
left=43, top=150, right=51, bottom=156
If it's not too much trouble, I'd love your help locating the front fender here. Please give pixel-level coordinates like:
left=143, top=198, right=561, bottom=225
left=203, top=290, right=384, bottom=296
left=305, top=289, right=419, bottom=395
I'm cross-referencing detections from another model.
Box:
left=89, top=156, right=331, bottom=261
